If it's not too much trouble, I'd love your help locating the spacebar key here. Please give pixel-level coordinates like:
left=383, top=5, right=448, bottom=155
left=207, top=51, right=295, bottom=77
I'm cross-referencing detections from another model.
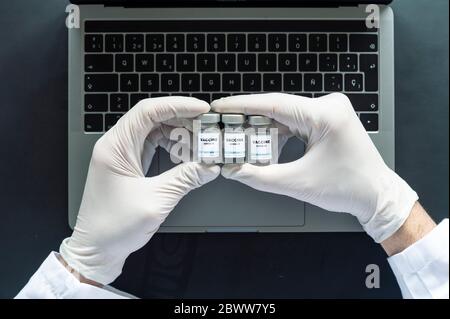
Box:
left=85, top=74, right=118, bottom=92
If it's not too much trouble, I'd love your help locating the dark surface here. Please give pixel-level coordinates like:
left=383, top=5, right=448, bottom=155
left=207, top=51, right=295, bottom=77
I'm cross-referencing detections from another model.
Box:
left=71, top=0, right=394, bottom=7
left=0, top=0, right=448, bottom=298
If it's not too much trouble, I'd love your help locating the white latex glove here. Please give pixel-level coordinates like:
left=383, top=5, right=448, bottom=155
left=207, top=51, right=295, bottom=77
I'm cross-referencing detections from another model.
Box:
left=60, top=97, right=220, bottom=285
left=212, top=93, right=418, bottom=243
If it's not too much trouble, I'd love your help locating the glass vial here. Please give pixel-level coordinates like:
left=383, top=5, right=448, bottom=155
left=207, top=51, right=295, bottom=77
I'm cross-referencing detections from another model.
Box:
left=247, top=115, right=273, bottom=166
left=222, top=114, right=246, bottom=164
left=195, top=112, right=222, bottom=164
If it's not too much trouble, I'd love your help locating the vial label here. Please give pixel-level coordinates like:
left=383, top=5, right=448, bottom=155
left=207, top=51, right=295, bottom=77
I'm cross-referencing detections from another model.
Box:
left=250, top=135, right=272, bottom=160
left=198, top=132, right=220, bottom=158
left=224, top=133, right=246, bottom=158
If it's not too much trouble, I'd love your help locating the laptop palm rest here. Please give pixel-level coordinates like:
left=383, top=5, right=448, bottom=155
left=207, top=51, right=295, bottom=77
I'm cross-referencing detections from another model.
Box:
left=157, top=137, right=305, bottom=231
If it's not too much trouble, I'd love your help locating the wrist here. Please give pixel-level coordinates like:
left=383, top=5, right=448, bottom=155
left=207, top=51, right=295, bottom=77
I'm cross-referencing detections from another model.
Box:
left=56, top=253, right=103, bottom=288
left=381, top=202, right=436, bottom=256
left=361, top=170, right=419, bottom=243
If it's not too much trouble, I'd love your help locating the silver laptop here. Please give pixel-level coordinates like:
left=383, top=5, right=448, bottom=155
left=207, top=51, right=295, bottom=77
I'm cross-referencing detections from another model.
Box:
left=68, top=0, right=394, bottom=232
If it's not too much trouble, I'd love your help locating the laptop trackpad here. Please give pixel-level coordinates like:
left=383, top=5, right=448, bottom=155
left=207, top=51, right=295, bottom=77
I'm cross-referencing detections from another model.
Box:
left=158, top=138, right=305, bottom=230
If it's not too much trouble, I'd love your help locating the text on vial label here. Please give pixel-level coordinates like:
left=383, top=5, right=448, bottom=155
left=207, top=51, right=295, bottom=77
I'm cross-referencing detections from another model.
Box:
left=224, top=132, right=246, bottom=158
left=198, top=132, right=220, bottom=158
left=250, top=135, right=272, bottom=160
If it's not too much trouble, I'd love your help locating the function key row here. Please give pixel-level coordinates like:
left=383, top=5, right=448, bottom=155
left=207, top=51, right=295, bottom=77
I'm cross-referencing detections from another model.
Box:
left=85, top=33, right=378, bottom=53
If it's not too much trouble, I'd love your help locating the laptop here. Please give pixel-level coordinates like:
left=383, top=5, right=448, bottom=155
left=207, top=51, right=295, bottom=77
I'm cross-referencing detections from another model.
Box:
left=68, top=0, right=394, bottom=232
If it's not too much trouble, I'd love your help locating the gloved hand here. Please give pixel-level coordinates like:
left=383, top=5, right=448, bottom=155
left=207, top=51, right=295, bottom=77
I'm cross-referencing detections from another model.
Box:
left=60, top=97, right=220, bottom=285
left=212, top=93, right=418, bottom=243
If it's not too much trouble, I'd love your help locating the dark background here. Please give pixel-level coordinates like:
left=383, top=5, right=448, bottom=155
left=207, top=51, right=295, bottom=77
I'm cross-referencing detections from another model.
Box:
left=0, top=0, right=448, bottom=298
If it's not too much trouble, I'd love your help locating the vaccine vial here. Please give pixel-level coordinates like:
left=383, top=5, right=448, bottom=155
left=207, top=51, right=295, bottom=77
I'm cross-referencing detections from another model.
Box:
left=195, top=112, right=222, bottom=164
left=222, top=114, right=246, bottom=164
left=247, top=115, right=273, bottom=166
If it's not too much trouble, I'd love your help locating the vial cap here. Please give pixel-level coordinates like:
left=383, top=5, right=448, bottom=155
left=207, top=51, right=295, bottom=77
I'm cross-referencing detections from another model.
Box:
left=196, top=112, right=221, bottom=123
left=221, top=114, right=245, bottom=124
left=248, top=115, right=272, bottom=126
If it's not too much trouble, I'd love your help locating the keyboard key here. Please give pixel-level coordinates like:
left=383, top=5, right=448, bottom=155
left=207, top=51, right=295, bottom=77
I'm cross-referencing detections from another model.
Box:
left=288, top=34, right=307, bottom=52
left=222, top=74, right=241, bottom=92
left=166, top=34, right=185, bottom=52
left=283, top=74, right=302, bottom=92
left=202, top=74, right=220, bottom=91
left=146, top=34, right=164, bottom=52
left=141, top=74, right=159, bottom=92
left=314, top=93, right=331, bottom=98
left=248, top=34, right=266, bottom=52
left=207, top=34, right=225, bottom=52
left=360, top=113, right=378, bottom=131
left=243, top=73, right=261, bottom=91
left=345, top=74, right=363, bottom=91
left=346, top=93, right=378, bottom=111
left=85, top=94, right=108, bottom=112
left=304, top=74, right=323, bottom=92
left=197, top=54, right=215, bottom=72
left=339, top=54, right=358, bottom=72
left=105, top=113, right=124, bottom=130
left=105, top=34, right=123, bottom=52
left=130, top=94, right=149, bottom=107
left=360, top=54, right=378, bottom=91
left=268, top=34, right=287, bottom=52
left=125, top=34, right=144, bottom=52
left=156, top=54, right=175, bottom=72
left=85, top=74, right=118, bottom=92
left=319, top=54, right=338, bottom=72
left=151, top=93, right=170, bottom=98
left=115, top=54, right=134, bottom=72
left=298, top=54, right=317, bottom=71
left=263, top=73, right=281, bottom=91
left=217, top=54, right=236, bottom=72
left=85, top=54, right=113, bottom=72
left=296, top=93, right=313, bottom=98
left=176, top=54, right=195, bottom=72
left=85, top=114, right=103, bottom=132
left=110, top=94, right=129, bottom=112
left=258, top=54, right=276, bottom=72
left=85, top=34, right=103, bottom=52
left=212, top=93, right=232, bottom=100
left=227, top=34, right=246, bottom=52
left=182, top=73, right=200, bottom=91
left=278, top=54, right=297, bottom=72
left=192, top=93, right=211, bottom=103
left=350, top=34, right=378, bottom=52
left=135, top=54, right=154, bottom=72
left=324, top=74, right=343, bottom=91
left=186, top=34, right=205, bottom=52
left=120, top=74, right=139, bottom=92
left=161, top=74, right=180, bottom=92
left=238, top=54, right=256, bottom=72
left=309, top=34, right=327, bottom=52
left=329, top=34, right=348, bottom=52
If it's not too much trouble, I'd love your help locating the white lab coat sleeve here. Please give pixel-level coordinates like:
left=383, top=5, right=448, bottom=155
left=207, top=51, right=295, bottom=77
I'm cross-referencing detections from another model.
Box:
left=388, top=219, right=449, bottom=299
left=15, top=252, right=131, bottom=299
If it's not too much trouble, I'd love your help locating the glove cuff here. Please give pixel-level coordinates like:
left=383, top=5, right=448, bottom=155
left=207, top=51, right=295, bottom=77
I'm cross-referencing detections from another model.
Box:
left=362, top=171, right=419, bottom=243
left=59, top=237, right=124, bottom=285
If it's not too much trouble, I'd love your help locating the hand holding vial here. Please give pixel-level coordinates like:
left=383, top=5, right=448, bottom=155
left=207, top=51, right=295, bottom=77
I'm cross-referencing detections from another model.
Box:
left=211, top=93, right=418, bottom=243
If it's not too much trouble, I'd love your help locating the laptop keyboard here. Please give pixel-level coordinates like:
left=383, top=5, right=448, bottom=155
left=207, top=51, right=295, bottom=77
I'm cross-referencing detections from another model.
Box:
left=83, top=20, right=379, bottom=133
